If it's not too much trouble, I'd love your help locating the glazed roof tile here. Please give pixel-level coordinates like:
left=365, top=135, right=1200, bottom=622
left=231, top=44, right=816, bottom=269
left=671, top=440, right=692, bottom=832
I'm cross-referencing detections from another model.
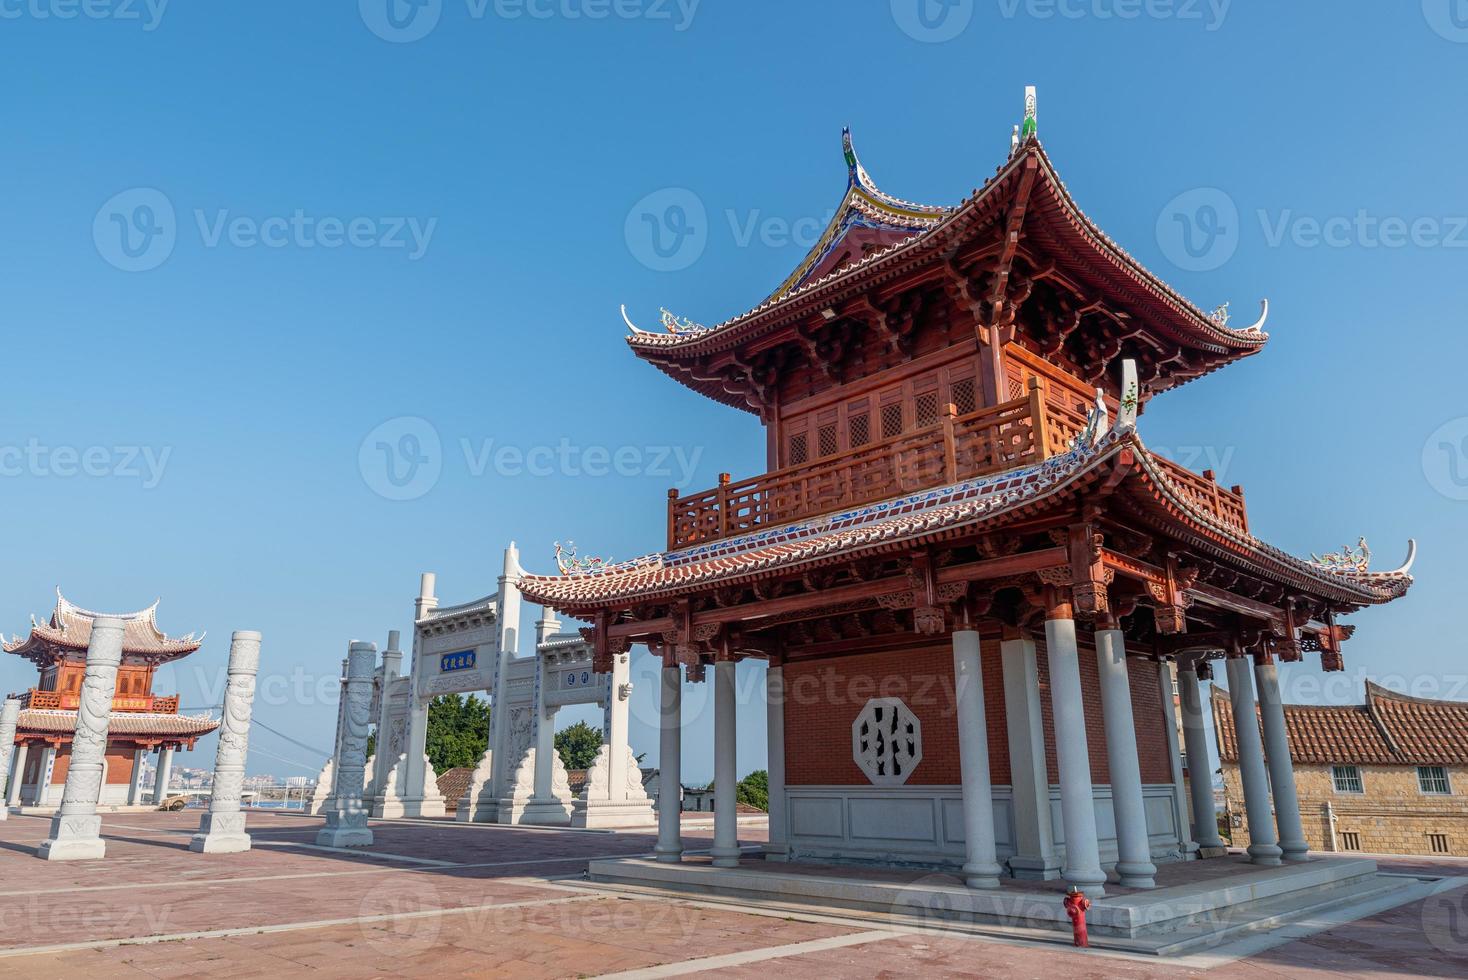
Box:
left=16, top=708, right=219, bottom=738
left=5, top=590, right=203, bottom=666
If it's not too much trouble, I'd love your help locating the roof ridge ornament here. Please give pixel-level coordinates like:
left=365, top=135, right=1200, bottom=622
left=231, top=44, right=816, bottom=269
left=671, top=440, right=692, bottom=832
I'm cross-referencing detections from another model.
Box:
left=555, top=541, right=615, bottom=576
left=620, top=304, right=654, bottom=336
left=659, top=308, right=708, bottom=336
left=1020, top=85, right=1038, bottom=143
left=1310, top=538, right=1372, bottom=574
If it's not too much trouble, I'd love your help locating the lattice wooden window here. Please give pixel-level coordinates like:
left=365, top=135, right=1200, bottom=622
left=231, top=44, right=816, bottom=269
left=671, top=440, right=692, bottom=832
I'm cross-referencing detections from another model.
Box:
left=848, top=413, right=871, bottom=448
left=950, top=377, right=976, bottom=416
left=880, top=402, right=904, bottom=440
left=817, top=424, right=838, bottom=458
left=788, top=433, right=809, bottom=466
left=914, top=392, right=939, bottom=428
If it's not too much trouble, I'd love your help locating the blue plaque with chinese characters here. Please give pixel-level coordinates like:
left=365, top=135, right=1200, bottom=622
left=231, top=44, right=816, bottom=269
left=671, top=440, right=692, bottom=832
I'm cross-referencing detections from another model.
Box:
left=440, top=649, right=476, bottom=673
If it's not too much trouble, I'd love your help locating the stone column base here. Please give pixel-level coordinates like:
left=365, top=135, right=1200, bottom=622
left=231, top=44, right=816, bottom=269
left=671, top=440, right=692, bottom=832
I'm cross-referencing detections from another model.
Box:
left=497, top=797, right=573, bottom=826
left=190, top=812, right=251, bottom=854
left=1007, top=855, right=1063, bottom=881
left=317, top=825, right=374, bottom=848
left=571, top=799, right=656, bottom=829
left=1198, top=844, right=1229, bottom=859
left=38, top=814, right=106, bottom=861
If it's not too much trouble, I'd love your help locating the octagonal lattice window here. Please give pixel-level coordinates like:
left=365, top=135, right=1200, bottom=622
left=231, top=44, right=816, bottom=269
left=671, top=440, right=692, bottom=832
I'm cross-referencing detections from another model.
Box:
left=852, top=697, right=922, bottom=786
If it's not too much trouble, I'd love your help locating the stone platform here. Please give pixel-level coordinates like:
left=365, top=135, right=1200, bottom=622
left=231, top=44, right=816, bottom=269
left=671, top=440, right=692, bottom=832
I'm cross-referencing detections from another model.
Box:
left=586, top=853, right=1413, bottom=954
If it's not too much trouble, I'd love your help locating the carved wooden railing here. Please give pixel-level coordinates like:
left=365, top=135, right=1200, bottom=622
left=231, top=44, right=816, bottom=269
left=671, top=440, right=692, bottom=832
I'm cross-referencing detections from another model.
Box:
left=666, top=376, right=1249, bottom=549
left=1151, top=456, right=1250, bottom=533
left=12, top=689, right=182, bottom=714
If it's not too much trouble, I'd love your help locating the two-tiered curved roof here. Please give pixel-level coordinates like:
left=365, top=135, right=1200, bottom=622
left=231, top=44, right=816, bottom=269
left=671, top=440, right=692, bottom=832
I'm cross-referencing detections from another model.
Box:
left=625, top=133, right=1269, bottom=413
left=4, top=590, right=204, bottom=666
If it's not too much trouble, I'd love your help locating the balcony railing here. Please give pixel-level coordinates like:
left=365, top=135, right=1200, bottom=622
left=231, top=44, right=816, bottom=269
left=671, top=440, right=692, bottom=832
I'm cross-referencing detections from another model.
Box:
left=13, top=689, right=181, bottom=714
left=666, top=377, right=1250, bottom=549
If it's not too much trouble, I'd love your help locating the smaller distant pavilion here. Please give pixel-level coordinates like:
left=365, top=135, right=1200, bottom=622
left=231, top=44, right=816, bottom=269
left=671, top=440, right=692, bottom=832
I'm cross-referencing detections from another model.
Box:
left=4, top=591, right=219, bottom=808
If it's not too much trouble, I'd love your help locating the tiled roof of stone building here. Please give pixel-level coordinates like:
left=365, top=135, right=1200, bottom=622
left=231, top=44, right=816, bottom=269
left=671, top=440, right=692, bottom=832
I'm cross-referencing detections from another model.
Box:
left=1213, top=681, right=1468, bottom=767
left=435, top=767, right=475, bottom=810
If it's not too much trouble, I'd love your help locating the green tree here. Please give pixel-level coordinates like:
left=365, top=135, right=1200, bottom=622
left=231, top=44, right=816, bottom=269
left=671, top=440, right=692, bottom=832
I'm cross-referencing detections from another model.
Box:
left=424, top=693, right=491, bottom=775
left=737, top=770, right=769, bottom=811
left=555, top=721, right=603, bottom=771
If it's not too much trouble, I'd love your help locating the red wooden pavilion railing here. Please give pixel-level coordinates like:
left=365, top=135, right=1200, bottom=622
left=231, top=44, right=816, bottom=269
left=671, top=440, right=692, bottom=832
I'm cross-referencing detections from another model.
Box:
left=666, top=377, right=1249, bottom=550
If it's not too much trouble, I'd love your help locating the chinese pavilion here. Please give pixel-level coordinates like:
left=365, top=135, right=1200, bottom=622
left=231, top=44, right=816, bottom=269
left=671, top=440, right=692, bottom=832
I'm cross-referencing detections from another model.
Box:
left=518, top=91, right=1415, bottom=899
left=5, top=591, right=218, bottom=808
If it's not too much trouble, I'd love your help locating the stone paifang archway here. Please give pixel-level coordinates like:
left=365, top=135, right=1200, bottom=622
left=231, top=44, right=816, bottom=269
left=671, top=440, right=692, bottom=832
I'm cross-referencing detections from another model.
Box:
left=315, top=544, right=652, bottom=828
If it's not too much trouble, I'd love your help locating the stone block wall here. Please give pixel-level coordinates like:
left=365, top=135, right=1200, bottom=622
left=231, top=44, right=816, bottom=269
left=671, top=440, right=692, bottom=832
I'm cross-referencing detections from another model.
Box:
left=1221, top=761, right=1468, bottom=856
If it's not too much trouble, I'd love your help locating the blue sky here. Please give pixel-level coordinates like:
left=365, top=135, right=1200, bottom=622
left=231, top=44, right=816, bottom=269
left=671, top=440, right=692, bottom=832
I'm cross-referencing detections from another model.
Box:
left=1, top=2, right=1465, bottom=783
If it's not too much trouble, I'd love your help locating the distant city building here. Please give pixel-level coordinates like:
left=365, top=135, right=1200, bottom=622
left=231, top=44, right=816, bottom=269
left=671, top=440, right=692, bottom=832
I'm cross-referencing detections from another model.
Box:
left=1214, top=682, right=1468, bottom=856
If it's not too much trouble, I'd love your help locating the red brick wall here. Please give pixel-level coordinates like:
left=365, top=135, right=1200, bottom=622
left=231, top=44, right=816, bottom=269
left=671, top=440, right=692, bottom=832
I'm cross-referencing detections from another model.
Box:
left=48, top=745, right=140, bottom=785
left=783, top=642, right=1008, bottom=786
left=784, top=634, right=1173, bottom=787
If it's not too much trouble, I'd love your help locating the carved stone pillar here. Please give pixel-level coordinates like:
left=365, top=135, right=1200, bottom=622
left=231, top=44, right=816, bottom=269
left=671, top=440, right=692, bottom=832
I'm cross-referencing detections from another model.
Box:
left=38, top=617, right=125, bottom=861
left=191, top=631, right=262, bottom=854
left=0, top=699, right=19, bottom=821
left=317, top=641, right=377, bottom=848
left=8, top=743, right=29, bottom=807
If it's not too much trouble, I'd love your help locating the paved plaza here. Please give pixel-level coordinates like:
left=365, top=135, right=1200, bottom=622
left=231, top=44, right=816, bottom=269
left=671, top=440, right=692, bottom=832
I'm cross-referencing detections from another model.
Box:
left=0, top=809, right=1463, bottom=977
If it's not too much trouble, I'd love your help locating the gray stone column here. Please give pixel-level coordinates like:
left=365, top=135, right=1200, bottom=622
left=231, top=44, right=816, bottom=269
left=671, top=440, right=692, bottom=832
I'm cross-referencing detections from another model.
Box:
left=763, top=664, right=788, bottom=861
left=999, top=632, right=1060, bottom=879
left=191, top=631, right=262, bottom=854
left=152, top=746, right=176, bottom=805
left=1094, top=628, right=1157, bottom=888
left=371, top=634, right=403, bottom=804
left=126, top=748, right=146, bottom=806
left=1225, top=655, right=1282, bottom=865
left=1178, top=661, right=1224, bottom=849
left=35, top=746, right=57, bottom=805
left=1045, top=611, right=1106, bottom=897
left=8, top=744, right=28, bottom=806
left=1255, top=659, right=1309, bottom=861
left=38, top=617, right=125, bottom=861
left=0, top=699, right=19, bottom=821
left=953, top=630, right=1002, bottom=888
left=1156, top=661, right=1197, bottom=857
left=655, top=663, right=683, bottom=863
left=317, top=641, right=376, bottom=848
left=710, top=657, right=740, bottom=868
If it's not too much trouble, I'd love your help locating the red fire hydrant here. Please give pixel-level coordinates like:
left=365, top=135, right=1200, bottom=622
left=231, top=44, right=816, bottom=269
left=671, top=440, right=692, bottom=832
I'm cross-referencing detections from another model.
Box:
left=1063, top=886, right=1091, bottom=948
